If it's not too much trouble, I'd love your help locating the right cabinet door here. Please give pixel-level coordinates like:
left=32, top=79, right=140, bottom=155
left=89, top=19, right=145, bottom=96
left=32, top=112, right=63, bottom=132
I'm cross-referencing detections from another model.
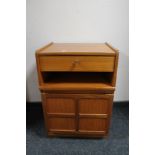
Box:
left=78, top=94, right=113, bottom=135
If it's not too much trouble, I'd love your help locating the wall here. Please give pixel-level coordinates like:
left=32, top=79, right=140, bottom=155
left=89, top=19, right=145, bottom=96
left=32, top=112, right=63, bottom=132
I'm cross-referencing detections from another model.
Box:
left=26, top=0, right=129, bottom=102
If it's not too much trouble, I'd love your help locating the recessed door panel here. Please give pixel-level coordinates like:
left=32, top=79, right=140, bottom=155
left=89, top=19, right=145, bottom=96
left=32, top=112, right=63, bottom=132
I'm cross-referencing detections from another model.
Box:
left=46, top=98, right=75, bottom=114
left=48, top=117, right=75, bottom=131
left=79, top=98, right=109, bottom=114
left=79, top=118, right=107, bottom=132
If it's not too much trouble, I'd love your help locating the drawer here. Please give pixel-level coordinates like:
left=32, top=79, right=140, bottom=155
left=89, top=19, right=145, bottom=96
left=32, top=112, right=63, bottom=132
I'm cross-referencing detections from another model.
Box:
left=46, top=97, right=75, bottom=114
left=79, top=98, right=109, bottom=114
left=79, top=118, right=107, bottom=132
left=39, top=56, right=115, bottom=72
left=48, top=117, right=76, bottom=131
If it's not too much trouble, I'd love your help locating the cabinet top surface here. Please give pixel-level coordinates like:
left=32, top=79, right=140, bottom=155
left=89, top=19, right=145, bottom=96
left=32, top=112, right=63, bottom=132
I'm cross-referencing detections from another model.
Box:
left=36, top=43, right=118, bottom=56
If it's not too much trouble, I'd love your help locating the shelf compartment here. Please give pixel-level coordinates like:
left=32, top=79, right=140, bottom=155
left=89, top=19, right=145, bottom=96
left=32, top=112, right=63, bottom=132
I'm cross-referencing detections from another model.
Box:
left=40, top=72, right=114, bottom=91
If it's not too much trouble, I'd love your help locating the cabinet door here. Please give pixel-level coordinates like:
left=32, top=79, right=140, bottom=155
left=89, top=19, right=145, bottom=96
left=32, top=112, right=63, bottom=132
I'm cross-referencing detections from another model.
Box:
left=42, top=93, right=76, bottom=133
left=42, top=93, right=113, bottom=135
left=78, top=95, right=113, bottom=134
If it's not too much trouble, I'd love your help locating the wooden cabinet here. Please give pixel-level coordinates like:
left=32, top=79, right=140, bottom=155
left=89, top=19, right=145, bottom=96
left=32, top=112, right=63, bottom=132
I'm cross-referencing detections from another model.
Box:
left=36, top=42, right=119, bottom=138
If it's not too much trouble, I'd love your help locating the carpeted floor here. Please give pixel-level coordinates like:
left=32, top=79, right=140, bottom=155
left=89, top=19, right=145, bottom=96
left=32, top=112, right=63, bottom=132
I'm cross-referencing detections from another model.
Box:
left=26, top=102, right=129, bottom=155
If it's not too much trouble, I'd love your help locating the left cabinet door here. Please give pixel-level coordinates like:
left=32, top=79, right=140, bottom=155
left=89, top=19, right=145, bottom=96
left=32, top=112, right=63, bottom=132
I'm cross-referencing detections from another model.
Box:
left=41, top=93, right=76, bottom=134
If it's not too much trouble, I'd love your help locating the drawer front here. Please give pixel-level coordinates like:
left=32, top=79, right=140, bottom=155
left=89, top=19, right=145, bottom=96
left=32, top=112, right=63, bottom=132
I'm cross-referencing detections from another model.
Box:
left=79, top=98, right=109, bottom=114
left=48, top=117, right=76, bottom=131
left=39, top=56, right=115, bottom=72
left=79, top=118, right=107, bottom=132
left=46, top=98, right=75, bottom=114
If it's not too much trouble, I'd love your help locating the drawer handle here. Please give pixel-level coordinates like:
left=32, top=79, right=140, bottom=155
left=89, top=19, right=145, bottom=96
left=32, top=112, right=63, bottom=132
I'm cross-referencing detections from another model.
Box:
left=71, top=60, right=80, bottom=69
left=73, top=60, right=80, bottom=65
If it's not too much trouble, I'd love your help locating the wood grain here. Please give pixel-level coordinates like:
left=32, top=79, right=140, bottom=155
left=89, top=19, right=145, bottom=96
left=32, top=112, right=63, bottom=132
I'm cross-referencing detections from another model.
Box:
left=46, top=98, right=75, bottom=114
left=79, top=98, right=109, bottom=114
left=79, top=118, right=107, bottom=131
left=48, top=117, right=76, bottom=131
left=36, top=43, right=116, bottom=56
left=39, top=56, right=115, bottom=72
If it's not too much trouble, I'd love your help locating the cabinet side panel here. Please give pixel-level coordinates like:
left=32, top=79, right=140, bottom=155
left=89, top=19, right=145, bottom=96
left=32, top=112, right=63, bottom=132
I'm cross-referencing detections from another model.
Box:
left=112, top=52, right=119, bottom=86
left=41, top=93, right=49, bottom=134
left=35, top=53, right=43, bottom=85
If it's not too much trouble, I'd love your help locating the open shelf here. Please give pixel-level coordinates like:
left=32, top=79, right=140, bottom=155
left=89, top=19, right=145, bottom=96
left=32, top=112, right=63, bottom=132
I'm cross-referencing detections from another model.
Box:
left=40, top=72, right=114, bottom=91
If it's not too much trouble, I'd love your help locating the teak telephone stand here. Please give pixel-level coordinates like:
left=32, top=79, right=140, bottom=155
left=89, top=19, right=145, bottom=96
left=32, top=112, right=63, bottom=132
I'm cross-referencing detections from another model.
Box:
left=36, top=42, right=119, bottom=138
